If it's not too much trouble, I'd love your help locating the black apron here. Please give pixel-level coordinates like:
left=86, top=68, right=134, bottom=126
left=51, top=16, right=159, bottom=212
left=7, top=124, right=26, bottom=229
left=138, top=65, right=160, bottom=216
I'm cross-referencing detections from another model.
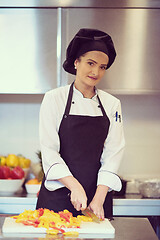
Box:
left=36, top=82, right=113, bottom=218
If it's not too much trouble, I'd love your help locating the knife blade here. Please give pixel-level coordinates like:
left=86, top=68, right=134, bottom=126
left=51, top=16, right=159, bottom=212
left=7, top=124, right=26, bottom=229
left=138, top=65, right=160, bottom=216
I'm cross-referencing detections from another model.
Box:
left=82, top=208, right=101, bottom=223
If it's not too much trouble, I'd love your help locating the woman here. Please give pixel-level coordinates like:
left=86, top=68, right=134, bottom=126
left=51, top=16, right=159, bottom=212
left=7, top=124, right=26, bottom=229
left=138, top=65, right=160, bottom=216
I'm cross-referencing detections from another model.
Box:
left=36, top=28, right=125, bottom=220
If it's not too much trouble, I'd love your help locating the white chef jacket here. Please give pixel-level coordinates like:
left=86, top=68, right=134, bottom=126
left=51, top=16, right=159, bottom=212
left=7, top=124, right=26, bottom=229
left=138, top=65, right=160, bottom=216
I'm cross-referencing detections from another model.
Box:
left=39, top=84, right=125, bottom=192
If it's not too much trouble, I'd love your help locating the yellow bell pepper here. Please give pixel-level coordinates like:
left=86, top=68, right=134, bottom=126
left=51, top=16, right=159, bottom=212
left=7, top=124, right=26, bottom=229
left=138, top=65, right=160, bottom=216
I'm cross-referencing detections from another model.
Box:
left=6, top=154, right=19, bottom=167
left=63, top=231, right=79, bottom=236
left=46, top=229, right=59, bottom=235
left=0, top=156, right=6, bottom=166
left=19, top=157, right=31, bottom=168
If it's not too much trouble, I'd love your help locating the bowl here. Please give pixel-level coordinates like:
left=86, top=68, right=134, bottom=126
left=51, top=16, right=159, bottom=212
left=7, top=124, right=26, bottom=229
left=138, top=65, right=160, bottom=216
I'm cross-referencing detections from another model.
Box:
left=0, top=178, right=25, bottom=196
left=25, top=183, right=41, bottom=194
left=136, top=178, right=160, bottom=198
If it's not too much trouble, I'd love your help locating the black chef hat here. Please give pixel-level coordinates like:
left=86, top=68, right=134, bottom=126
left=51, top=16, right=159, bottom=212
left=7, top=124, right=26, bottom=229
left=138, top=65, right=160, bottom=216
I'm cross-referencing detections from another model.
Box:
left=63, top=28, right=116, bottom=75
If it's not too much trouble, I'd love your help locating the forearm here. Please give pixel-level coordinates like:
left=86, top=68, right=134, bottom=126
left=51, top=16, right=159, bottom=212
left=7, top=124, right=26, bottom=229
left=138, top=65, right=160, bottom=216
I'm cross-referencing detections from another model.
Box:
left=58, top=175, right=83, bottom=192
left=92, top=185, right=109, bottom=205
left=59, top=176, right=87, bottom=211
left=88, top=185, right=109, bottom=220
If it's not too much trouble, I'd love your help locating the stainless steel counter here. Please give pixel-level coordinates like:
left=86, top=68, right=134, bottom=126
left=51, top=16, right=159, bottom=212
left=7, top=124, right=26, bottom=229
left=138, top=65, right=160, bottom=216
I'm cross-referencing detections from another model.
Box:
left=0, top=190, right=160, bottom=216
left=0, top=215, right=158, bottom=240
left=0, top=191, right=160, bottom=239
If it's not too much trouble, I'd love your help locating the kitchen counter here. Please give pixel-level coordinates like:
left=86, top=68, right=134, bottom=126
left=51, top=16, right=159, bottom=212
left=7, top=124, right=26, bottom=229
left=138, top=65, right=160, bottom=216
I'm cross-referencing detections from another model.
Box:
left=0, top=190, right=160, bottom=216
left=0, top=191, right=160, bottom=239
left=0, top=215, right=158, bottom=240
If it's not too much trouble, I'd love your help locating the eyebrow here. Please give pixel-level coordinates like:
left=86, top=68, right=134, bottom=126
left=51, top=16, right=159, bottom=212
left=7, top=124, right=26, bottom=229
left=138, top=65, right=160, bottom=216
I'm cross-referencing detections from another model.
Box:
left=87, top=58, right=108, bottom=67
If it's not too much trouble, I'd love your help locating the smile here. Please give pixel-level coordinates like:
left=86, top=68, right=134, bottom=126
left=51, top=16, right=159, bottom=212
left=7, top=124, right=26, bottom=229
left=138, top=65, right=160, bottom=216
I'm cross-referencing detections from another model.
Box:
left=88, top=76, right=98, bottom=80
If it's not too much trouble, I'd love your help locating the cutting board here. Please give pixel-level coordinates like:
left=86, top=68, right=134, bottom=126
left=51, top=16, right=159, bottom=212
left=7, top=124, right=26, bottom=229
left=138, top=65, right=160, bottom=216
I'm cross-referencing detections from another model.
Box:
left=2, top=217, right=115, bottom=237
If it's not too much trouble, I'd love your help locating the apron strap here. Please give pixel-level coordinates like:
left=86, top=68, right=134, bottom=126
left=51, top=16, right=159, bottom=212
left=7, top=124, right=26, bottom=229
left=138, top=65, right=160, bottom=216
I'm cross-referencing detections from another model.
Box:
left=64, top=82, right=74, bottom=116
left=64, top=82, right=107, bottom=117
left=97, top=95, right=107, bottom=117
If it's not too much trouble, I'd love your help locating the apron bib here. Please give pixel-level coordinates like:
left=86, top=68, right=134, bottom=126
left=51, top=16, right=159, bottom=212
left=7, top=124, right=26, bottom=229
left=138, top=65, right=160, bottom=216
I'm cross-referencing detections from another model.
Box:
left=37, top=82, right=113, bottom=218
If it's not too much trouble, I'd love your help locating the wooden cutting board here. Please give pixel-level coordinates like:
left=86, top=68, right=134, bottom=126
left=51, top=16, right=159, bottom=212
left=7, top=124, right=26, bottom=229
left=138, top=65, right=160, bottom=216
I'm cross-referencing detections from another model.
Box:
left=2, top=217, right=115, bottom=237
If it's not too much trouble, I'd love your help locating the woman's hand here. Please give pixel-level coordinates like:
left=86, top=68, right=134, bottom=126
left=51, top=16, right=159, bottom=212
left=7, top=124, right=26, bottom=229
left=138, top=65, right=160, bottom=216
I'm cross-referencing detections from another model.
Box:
left=88, top=198, right=105, bottom=220
left=59, top=176, right=87, bottom=211
left=70, top=185, right=87, bottom=211
left=88, top=185, right=109, bottom=220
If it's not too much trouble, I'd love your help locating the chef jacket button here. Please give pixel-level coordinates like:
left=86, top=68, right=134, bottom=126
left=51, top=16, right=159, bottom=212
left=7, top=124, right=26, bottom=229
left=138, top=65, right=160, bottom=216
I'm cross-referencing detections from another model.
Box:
left=98, top=105, right=101, bottom=108
left=72, top=101, right=75, bottom=104
left=64, top=115, right=67, bottom=118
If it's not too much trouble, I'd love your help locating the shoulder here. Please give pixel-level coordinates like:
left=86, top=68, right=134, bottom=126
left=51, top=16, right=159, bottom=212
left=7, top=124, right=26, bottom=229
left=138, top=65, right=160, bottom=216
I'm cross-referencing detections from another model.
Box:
left=40, top=85, right=70, bottom=116
left=43, top=84, right=70, bottom=104
left=45, top=84, right=70, bottom=99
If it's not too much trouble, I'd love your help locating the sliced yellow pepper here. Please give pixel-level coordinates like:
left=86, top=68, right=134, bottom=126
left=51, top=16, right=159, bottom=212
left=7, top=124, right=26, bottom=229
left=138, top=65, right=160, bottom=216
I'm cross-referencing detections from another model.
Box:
left=77, top=215, right=93, bottom=222
left=12, top=208, right=91, bottom=236
left=63, top=231, right=79, bottom=236
left=46, top=229, right=59, bottom=235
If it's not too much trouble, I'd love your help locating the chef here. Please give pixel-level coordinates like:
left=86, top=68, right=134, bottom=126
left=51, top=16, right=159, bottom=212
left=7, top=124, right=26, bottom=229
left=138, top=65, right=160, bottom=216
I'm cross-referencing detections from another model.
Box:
left=36, top=28, right=125, bottom=220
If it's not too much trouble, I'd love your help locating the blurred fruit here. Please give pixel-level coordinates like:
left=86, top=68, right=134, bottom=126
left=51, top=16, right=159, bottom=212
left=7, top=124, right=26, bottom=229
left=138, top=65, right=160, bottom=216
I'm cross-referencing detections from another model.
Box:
left=31, top=162, right=44, bottom=182
left=10, top=166, right=24, bottom=179
left=26, top=178, right=41, bottom=185
left=0, top=156, right=6, bottom=166
left=0, top=166, right=11, bottom=179
left=6, top=154, right=19, bottom=168
left=19, top=156, right=31, bottom=169
left=35, top=151, right=44, bottom=181
left=1, top=153, right=31, bottom=170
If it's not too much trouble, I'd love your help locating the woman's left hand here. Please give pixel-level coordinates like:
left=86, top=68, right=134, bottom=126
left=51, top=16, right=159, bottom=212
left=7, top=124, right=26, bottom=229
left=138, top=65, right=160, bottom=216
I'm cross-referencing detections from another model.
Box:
left=88, top=185, right=109, bottom=220
left=88, top=200, right=105, bottom=220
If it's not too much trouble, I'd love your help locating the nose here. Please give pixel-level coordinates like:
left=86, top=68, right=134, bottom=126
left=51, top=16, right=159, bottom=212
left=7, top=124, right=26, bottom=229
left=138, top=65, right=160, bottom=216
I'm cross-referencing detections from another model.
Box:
left=91, top=66, right=99, bottom=76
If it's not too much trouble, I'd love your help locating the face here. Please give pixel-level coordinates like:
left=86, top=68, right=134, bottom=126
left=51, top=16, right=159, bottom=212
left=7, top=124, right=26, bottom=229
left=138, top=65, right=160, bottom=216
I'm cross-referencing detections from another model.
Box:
left=74, top=51, right=109, bottom=88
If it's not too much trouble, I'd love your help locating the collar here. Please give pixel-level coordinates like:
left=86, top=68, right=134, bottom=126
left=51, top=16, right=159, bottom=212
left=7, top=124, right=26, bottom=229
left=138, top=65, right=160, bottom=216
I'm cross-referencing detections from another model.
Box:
left=73, top=85, right=98, bottom=100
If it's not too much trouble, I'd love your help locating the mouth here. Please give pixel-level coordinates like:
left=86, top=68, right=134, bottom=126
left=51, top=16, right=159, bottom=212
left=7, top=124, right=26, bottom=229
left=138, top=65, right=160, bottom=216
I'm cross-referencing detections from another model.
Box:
left=88, top=76, right=98, bottom=80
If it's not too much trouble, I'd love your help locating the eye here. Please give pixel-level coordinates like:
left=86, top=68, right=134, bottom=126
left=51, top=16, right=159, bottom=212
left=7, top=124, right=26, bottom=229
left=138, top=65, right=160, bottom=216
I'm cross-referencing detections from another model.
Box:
left=101, top=66, right=107, bottom=70
left=87, top=61, right=94, bottom=66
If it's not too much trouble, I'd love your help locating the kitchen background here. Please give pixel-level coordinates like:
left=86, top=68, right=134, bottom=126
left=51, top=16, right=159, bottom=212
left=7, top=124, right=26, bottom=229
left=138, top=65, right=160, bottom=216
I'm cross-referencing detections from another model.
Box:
left=0, top=0, right=160, bottom=182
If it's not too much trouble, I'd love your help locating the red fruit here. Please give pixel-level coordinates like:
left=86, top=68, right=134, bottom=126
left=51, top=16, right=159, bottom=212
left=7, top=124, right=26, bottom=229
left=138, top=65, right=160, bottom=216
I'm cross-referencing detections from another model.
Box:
left=0, top=166, right=11, bottom=179
left=10, top=166, right=24, bottom=179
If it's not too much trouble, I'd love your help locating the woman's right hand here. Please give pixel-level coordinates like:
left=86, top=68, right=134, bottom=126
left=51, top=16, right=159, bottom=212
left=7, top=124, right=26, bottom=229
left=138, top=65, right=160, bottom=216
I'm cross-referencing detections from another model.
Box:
left=70, top=185, right=87, bottom=211
left=59, top=176, right=87, bottom=211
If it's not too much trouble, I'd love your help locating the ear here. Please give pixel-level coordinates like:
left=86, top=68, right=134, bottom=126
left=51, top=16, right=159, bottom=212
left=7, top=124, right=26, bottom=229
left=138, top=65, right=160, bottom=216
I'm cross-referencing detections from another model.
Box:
left=74, top=59, right=79, bottom=69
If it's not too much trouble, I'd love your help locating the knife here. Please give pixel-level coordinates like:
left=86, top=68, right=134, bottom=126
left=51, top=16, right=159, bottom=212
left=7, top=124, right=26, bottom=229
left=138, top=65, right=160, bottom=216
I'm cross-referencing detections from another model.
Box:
left=82, top=208, right=101, bottom=223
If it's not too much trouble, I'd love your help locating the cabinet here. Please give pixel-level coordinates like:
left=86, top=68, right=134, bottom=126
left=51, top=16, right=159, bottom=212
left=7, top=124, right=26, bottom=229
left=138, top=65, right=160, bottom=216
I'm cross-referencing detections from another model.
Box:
left=63, top=8, right=160, bottom=93
left=0, top=9, right=57, bottom=93
left=0, top=4, right=160, bottom=94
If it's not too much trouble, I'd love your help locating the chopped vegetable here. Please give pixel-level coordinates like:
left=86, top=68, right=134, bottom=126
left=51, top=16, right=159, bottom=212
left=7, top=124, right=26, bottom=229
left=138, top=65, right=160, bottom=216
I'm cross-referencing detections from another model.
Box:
left=46, top=229, right=59, bottom=235
left=63, top=231, right=79, bottom=236
left=11, top=208, right=92, bottom=236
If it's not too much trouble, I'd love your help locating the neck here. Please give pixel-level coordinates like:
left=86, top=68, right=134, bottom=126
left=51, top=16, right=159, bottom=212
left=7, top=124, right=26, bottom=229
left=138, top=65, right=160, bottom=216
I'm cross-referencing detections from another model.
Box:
left=74, top=80, right=95, bottom=99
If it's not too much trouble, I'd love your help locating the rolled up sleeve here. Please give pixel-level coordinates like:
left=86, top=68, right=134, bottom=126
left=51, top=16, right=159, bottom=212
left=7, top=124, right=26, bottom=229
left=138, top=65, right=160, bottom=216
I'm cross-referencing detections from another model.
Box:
left=97, top=100, right=125, bottom=191
left=39, top=92, right=72, bottom=191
